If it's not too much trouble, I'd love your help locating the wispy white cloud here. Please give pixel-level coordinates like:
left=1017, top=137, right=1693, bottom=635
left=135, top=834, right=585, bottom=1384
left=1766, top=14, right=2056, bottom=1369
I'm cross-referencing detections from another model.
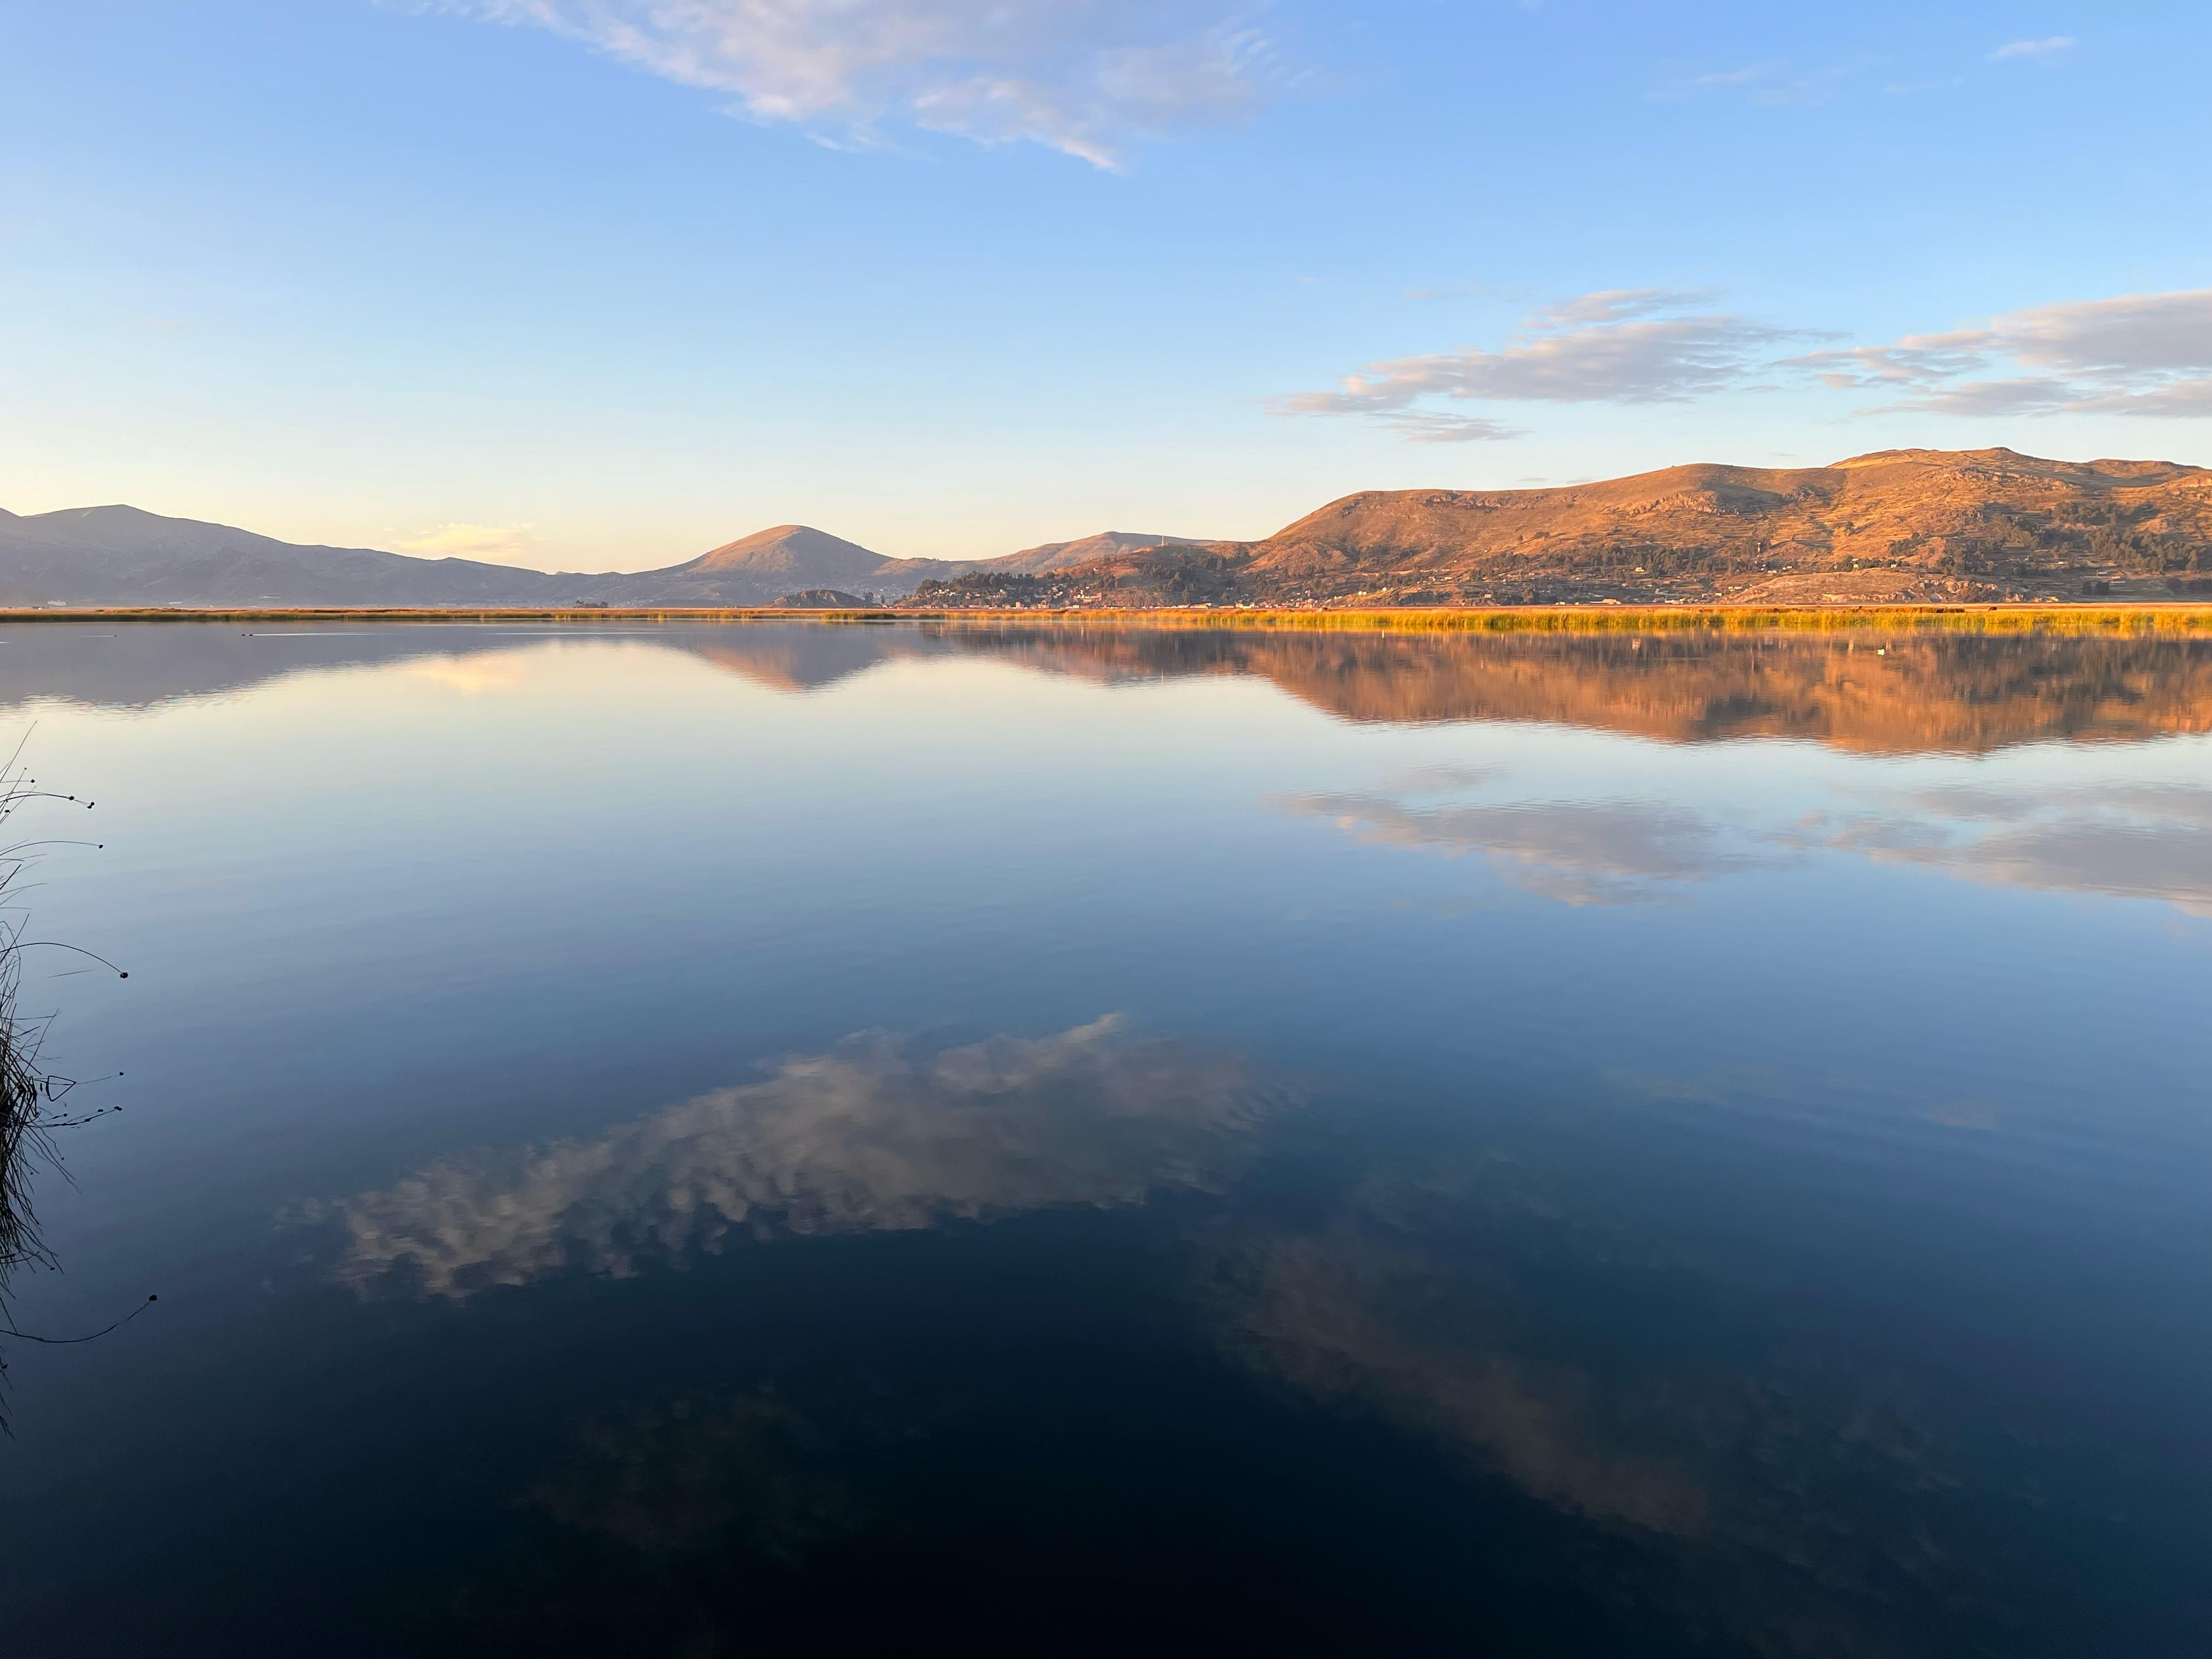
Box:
left=1884, top=75, right=1963, bottom=97
left=1523, top=287, right=1726, bottom=328
left=1376, top=411, right=1525, bottom=444
left=1790, top=288, right=2212, bottom=417
left=1652, top=56, right=1872, bottom=107
left=435, top=0, right=1282, bottom=169
left=1692, top=61, right=1776, bottom=89
left=1404, top=281, right=1510, bottom=303
left=1990, top=36, right=2075, bottom=63
left=1284, top=281, right=2212, bottom=438
left=397, top=521, right=541, bottom=563
left=1273, top=289, right=1814, bottom=439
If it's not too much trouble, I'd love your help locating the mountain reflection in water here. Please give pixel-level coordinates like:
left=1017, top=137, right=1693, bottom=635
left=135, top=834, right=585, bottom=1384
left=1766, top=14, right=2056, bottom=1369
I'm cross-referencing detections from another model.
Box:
left=6, top=618, right=2212, bottom=754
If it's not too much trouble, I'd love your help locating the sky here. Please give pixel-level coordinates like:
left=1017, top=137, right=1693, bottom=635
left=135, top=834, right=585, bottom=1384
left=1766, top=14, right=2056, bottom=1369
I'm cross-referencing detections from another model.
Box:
left=2, top=1, right=2208, bottom=571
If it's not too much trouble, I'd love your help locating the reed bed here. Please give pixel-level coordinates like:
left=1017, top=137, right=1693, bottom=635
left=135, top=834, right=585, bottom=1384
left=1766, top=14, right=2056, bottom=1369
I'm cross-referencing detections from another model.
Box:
left=0, top=768, right=59, bottom=1415
left=0, top=758, right=133, bottom=1424
left=2, top=604, right=2209, bottom=636
left=887, top=605, right=2212, bottom=637
left=0, top=934, right=59, bottom=1307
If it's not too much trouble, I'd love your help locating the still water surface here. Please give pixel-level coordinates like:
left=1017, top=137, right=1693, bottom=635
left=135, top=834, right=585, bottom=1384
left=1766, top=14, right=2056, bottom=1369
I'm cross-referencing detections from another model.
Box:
left=2, top=621, right=2209, bottom=1655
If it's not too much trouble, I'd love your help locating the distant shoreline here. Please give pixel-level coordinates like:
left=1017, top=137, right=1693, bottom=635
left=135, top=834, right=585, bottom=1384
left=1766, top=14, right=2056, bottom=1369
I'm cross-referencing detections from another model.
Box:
left=2, top=605, right=2210, bottom=635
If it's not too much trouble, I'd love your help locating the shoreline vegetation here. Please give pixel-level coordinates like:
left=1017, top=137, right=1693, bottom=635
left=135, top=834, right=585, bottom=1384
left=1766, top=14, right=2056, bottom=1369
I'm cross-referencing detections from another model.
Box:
left=0, top=761, right=139, bottom=1431
left=1, top=605, right=2209, bottom=636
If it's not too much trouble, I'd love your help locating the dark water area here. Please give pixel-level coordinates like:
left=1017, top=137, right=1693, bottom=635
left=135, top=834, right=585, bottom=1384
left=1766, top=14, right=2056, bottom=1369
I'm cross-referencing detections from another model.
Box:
left=1, top=620, right=2208, bottom=1656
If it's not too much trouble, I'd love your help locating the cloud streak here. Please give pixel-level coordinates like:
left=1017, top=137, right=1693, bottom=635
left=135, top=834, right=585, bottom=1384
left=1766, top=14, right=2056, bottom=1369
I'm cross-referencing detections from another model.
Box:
left=1273, top=289, right=1813, bottom=441
left=1282, top=274, right=2212, bottom=441
left=1991, top=37, right=2075, bottom=63
left=1375, top=411, right=1526, bottom=444
left=1791, top=287, right=2212, bottom=417
left=1651, top=57, right=1872, bottom=108
left=442, top=0, right=1279, bottom=168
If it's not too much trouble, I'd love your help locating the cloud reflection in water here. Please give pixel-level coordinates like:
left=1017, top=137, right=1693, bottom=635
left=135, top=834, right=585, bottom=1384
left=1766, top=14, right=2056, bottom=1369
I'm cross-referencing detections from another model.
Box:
left=308, top=1017, right=1278, bottom=1300
left=296, top=1017, right=2106, bottom=1652
left=1800, top=783, right=2212, bottom=915
left=1286, top=771, right=2212, bottom=918
left=1280, top=788, right=1783, bottom=905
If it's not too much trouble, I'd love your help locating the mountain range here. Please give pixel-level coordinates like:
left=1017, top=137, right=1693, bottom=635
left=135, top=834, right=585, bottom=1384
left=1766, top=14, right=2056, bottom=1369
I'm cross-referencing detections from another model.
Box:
left=0, top=511, right=919, bottom=607
left=4, top=448, right=2207, bottom=609
left=0, top=506, right=1206, bottom=608
left=905, top=448, right=2212, bottom=608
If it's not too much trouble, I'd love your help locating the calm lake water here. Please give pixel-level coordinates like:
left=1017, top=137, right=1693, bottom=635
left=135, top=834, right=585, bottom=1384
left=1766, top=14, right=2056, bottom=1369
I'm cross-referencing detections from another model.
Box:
left=2, top=620, right=2209, bottom=1656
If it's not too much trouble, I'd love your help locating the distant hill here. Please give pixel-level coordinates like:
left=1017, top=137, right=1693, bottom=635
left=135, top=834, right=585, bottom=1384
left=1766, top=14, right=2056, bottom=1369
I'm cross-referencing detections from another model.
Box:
left=901, top=449, right=2212, bottom=609
left=659, top=527, right=887, bottom=593
left=689, top=526, right=876, bottom=577
left=0, top=506, right=1186, bottom=607
left=0, top=509, right=949, bottom=607
left=770, top=588, right=879, bottom=608
left=978, top=532, right=1198, bottom=574
left=1244, top=448, right=2210, bottom=602
left=596, top=526, right=922, bottom=606
left=0, top=504, right=577, bottom=607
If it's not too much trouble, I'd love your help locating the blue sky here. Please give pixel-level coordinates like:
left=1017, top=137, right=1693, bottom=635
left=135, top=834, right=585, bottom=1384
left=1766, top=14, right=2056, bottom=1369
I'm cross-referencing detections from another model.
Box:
left=3, top=1, right=2207, bottom=569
